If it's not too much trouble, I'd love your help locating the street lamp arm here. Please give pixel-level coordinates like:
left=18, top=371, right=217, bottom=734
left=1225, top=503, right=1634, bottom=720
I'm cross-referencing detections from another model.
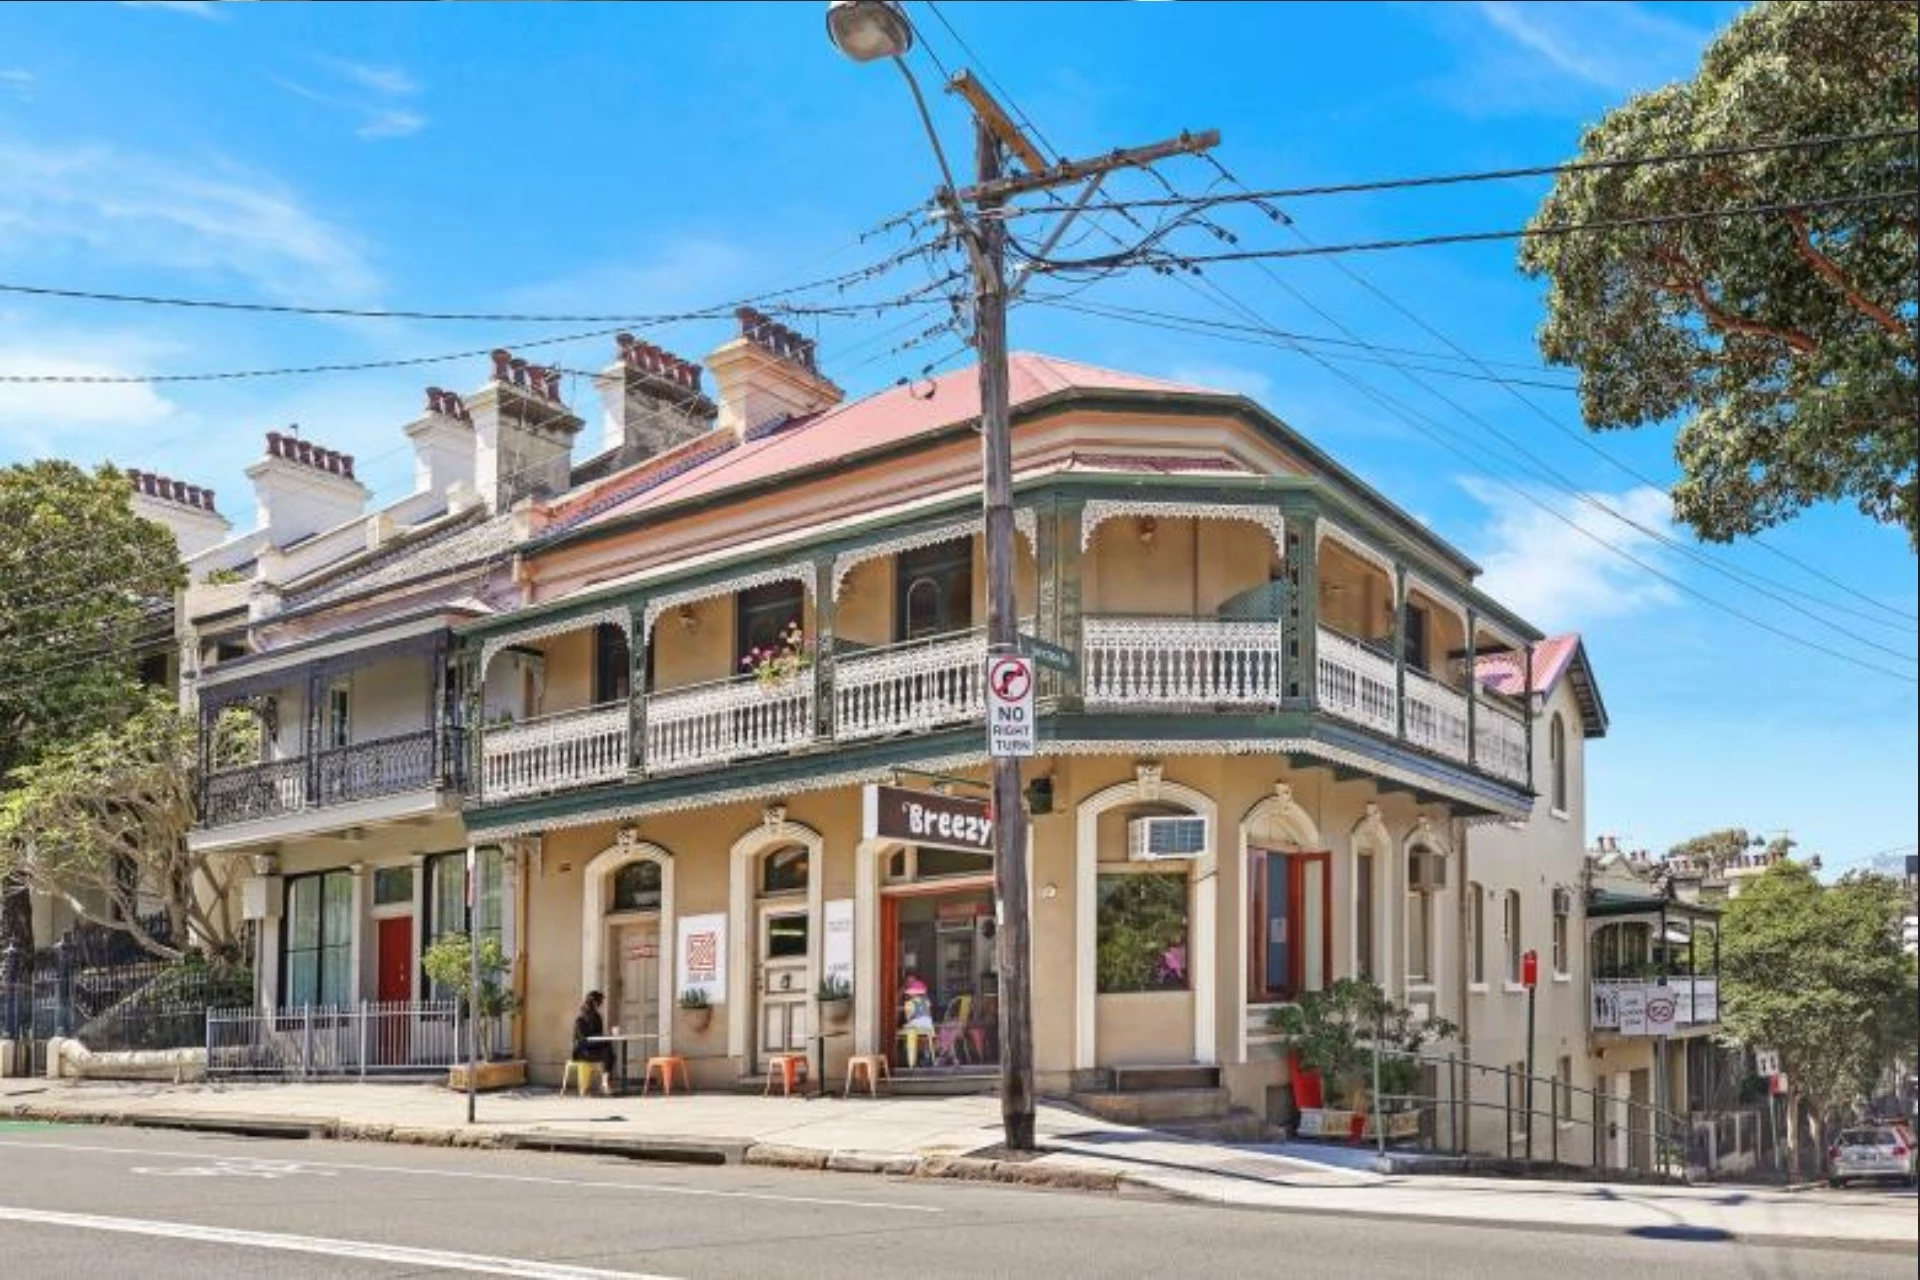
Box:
left=890, top=56, right=962, bottom=212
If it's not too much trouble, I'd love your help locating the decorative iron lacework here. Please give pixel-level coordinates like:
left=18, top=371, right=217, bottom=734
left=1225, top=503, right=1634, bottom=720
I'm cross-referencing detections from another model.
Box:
left=1080, top=500, right=1285, bottom=554
left=830, top=510, right=1037, bottom=598
left=469, top=750, right=990, bottom=839
left=547, top=432, right=739, bottom=532
left=480, top=605, right=632, bottom=679
left=467, top=731, right=1529, bottom=840
left=642, top=561, right=816, bottom=639
left=1315, top=518, right=1398, bottom=587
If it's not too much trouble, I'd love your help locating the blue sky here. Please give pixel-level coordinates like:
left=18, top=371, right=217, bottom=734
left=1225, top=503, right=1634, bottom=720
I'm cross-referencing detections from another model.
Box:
left=1, top=1, right=1913, bottom=869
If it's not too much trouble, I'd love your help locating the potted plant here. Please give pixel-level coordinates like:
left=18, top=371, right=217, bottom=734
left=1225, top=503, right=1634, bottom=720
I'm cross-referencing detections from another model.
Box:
left=740, top=621, right=813, bottom=688
left=679, top=987, right=713, bottom=1033
left=817, top=975, right=852, bottom=1028
left=1268, top=979, right=1455, bottom=1144
left=423, top=932, right=525, bottom=1090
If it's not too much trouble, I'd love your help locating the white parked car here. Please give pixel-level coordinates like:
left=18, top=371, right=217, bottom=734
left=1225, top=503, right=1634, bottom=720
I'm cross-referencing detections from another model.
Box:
left=1827, top=1124, right=1917, bottom=1188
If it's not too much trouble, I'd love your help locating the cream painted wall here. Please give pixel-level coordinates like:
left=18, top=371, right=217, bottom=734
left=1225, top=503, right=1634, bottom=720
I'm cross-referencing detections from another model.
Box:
left=1082, top=520, right=1271, bottom=618
left=344, top=652, right=433, bottom=743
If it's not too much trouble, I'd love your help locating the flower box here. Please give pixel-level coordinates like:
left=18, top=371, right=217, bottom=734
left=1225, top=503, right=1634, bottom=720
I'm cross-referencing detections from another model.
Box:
left=446, top=1059, right=526, bottom=1092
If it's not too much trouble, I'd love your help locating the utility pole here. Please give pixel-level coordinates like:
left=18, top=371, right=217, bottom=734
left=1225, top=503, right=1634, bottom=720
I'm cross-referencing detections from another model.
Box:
left=827, top=0, right=1217, bottom=1152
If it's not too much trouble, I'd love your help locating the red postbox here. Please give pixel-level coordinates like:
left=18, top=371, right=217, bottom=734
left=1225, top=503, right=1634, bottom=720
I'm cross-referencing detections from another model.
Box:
left=1521, top=948, right=1539, bottom=988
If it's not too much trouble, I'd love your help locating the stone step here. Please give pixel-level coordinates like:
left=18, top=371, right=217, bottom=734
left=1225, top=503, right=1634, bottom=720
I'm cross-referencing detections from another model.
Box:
left=1110, top=1063, right=1223, bottom=1093
left=1069, top=1086, right=1232, bottom=1126
left=1154, top=1106, right=1269, bottom=1144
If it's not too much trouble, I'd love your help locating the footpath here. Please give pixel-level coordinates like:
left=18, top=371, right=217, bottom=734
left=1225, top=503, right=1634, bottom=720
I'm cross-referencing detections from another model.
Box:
left=3, top=1076, right=1913, bottom=1254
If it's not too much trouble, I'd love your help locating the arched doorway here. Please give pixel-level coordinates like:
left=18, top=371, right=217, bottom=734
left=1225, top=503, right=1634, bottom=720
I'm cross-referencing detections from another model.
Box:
left=581, top=838, right=675, bottom=1059
left=728, top=815, right=825, bottom=1072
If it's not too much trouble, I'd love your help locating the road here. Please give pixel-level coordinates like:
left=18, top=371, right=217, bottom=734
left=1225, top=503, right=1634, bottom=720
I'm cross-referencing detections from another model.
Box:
left=0, top=1124, right=1907, bottom=1279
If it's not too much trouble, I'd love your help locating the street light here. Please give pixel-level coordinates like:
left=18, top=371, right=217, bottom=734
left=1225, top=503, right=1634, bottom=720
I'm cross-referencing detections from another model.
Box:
left=825, top=0, right=914, bottom=61
left=828, top=0, right=1035, bottom=1151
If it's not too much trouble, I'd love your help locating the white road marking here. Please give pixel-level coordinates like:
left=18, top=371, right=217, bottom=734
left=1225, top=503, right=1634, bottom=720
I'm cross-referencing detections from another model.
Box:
left=0, top=1204, right=675, bottom=1279
left=133, top=1157, right=338, bottom=1179
left=0, top=1136, right=942, bottom=1214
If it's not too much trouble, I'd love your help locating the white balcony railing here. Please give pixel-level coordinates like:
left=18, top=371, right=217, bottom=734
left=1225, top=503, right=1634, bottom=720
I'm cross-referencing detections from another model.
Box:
left=834, top=630, right=986, bottom=741
left=1591, top=977, right=1720, bottom=1032
left=1315, top=626, right=1398, bottom=737
left=480, top=703, right=630, bottom=801
left=646, top=673, right=816, bottom=773
left=1474, top=700, right=1530, bottom=787
left=1083, top=616, right=1284, bottom=710
left=1404, top=667, right=1470, bottom=763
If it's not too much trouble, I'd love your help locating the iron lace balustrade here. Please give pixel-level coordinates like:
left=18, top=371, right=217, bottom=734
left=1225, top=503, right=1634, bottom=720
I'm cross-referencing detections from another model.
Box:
left=479, top=703, right=630, bottom=802
left=202, top=758, right=307, bottom=827
left=646, top=672, right=816, bottom=773
left=1082, top=615, right=1284, bottom=710
left=833, top=629, right=988, bottom=741
left=201, top=727, right=467, bottom=828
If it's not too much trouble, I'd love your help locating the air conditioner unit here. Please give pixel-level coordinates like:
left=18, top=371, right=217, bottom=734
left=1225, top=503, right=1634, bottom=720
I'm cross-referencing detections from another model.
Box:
left=1408, top=849, right=1448, bottom=891
left=1128, top=816, right=1209, bottom=861
left=1551, top=886, right=1573, bottom=916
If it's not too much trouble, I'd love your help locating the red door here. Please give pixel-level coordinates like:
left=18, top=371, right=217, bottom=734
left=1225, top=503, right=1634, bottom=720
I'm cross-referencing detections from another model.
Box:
left=375, top=916, right=413, bottom=1066
left=377, top=917, right=413, bottom=1002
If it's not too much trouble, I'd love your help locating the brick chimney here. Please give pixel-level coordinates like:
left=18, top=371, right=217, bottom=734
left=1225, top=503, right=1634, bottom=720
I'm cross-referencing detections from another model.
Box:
left=705, top=307, right=843, bottom=440
left=245, top=429, right=370, bottom=548
left=404, top=385, right=478, bottom=507
left=124, top=467, right=232, bottom=558
left=592, top=333, right=717, bottom=466
left=466, top=349, right=585, bottom=512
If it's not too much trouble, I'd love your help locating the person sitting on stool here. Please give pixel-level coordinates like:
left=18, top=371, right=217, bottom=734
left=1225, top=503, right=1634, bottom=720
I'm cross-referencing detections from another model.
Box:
left=572, top=990, right=618, bottom=1096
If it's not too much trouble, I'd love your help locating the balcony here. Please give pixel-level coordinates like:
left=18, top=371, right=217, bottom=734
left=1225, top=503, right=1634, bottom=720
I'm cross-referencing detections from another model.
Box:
left=1474, top=700, right=1529, bottom=787
left=201, top=728, right=465, bottom=830
left=479, top=704, right=629, bottom=802
left=833, top=630, right=987, bottom=742
left=645, top=673, right=815, bottom=774
left=1591, top=977, right=1720, bottom=1033
left=1082, top=616, right=1284, bottom=710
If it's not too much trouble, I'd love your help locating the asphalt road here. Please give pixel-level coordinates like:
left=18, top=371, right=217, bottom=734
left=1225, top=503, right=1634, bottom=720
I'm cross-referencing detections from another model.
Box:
left=0, top=1123, right=1908, bottom=1279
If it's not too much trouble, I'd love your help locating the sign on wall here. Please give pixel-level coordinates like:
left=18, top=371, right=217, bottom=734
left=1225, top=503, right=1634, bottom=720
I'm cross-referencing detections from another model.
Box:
left=863, top=784, right=992, bottom=854
left=823, top=898, right=854, bottom=993
left=1616, top=985, right=1648, bottom=1036
left=677, top=912, right=727, bottom=1004
left=1643, top=988, right=1679, bottom=1037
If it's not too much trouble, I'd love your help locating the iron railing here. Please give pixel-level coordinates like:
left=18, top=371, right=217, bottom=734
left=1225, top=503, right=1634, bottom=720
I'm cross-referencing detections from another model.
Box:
left=204, top=999, right=507, bottom=1078
left=201, top=726, right=466, bottom=829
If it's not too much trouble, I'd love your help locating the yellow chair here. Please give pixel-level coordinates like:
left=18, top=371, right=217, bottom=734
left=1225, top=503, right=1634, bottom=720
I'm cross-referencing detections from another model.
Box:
left=559, top=1059, right=599, bottom=1097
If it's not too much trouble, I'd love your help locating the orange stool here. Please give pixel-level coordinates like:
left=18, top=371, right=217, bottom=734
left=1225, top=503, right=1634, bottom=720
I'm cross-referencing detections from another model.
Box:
left=844, top=1053, right=890, bottom=1099
left=641, top=1055, right=692, bottom=1097
left=764, top=1051, right=809, bottom=1097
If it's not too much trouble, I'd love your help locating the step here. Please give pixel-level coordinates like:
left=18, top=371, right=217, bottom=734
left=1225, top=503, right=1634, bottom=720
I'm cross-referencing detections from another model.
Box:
left=1070, top=1086, right=1232, bottom=1126
left=1154, top=1106, right=1268, bottom=1144
left=1110, top=1064, right=1223, bottom=1093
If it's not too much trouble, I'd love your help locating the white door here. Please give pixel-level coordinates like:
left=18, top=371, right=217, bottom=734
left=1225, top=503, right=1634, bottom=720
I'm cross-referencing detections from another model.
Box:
left=612, top=919, right=661, bottom=1065
left=757, top=902, right=810, bottom=1070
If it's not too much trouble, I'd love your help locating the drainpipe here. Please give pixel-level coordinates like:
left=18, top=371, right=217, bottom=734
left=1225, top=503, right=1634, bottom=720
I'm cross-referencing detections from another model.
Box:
left=1454, top=814, right=1471, bottom=1153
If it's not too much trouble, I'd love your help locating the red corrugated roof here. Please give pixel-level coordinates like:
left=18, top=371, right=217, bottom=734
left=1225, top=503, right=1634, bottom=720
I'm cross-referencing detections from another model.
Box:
left=1475, top=633, right=1607, bottom=737
left=567, top=353, right=1218, bottom=530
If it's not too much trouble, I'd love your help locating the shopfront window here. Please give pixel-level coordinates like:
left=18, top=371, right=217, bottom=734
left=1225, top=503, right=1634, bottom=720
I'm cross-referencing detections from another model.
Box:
left=423, top=848, right=505, bottom=999
left=888, top=887, right=997, bottom=1067
left=283, top=869, right=353, bottom=1008
left=1096, top=872, right=1190, bottom=994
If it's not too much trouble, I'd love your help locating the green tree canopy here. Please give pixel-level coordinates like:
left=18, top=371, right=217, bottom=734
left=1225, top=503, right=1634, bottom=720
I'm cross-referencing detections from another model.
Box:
left=1520, top=0, right=1918, bottom=545
left=1721, top=861, right=1911, bottom=1152
left=0, top=460, right=185, bottom=955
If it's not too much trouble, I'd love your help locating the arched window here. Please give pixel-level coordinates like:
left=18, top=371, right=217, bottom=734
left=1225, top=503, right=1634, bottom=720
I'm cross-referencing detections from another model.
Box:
left=1549, top=713, right=1568, bottom=813
left=760, top=843, right=809, bottom=896
left=609, top=860, right=662, bottom=913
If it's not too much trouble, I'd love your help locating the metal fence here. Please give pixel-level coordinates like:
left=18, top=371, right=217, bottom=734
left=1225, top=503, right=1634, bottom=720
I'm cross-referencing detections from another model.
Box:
left=205, top=1000, right=507, bottom=1079
left=4, top=950, right=255, bottom=1076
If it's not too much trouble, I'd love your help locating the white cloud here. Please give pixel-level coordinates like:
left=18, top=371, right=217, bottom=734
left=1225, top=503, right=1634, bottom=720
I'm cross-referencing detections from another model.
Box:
left=358, top=109, right=426, bottom=140
left=320, top=58, right=418, bottom=98
left=0, top=343, right=181, bottom=459
left=1462, top=477, right=1679, bottom=627
left=119, top=1, right=224, bottom=16
left=0, top=70, right=33, bottom=102
left=0, top=139, right=380, bottom=303
left=1165, top=361, right=1274, bottom=403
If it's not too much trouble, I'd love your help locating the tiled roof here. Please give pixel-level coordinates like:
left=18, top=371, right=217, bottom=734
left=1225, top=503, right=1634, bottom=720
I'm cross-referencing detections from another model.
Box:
left=564, top=353, right=1219, bottom=531
left=1474, top=633, right=1608, bottom=738
left=285, top=507, right=516, bottom=612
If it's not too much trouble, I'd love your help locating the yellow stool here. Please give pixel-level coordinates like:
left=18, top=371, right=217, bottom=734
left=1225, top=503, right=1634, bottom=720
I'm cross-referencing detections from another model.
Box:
left=559, top=1059, right=599, bottom=1097
left=897, top=1028, right=932, bottom=1069
left=844, top=1053, right=891, bottom=1099
left=642, top=1055, right=692, bottom=1097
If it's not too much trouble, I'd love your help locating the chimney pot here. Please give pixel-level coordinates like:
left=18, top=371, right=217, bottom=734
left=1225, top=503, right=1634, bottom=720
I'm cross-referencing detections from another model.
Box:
left=491, top=349, right=514, bottom=384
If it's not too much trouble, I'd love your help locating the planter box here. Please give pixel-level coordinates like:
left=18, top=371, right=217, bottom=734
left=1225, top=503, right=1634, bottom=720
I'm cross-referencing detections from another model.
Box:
left=447, top=1059, right=527, bottom=1092
left=1295, top=1106, right=1420, bottom=1141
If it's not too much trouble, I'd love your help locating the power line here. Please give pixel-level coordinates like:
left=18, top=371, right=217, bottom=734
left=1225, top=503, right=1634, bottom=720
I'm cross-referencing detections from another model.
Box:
left=1020, top=190, right=1920, bottom=273
left=993, top=125, right=1920, bottom=217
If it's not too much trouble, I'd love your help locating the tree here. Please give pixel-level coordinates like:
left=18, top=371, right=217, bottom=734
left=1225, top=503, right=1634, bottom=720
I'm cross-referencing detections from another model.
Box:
left=1720, top=861, right=1910, bottom=1170
left=1520, top=1, right=1919, bottom=546
left=422, top=932, right=520, bottom=1059
left=0, top=461, right=185, bottom=956
left=0, top=694, right=251, bottom=962
left=1668, top=827, right=1796, bottom=873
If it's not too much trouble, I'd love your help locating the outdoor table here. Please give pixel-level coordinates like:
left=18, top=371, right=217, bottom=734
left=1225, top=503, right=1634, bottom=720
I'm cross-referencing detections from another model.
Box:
left=586, top=1032, right=659, bottom=1088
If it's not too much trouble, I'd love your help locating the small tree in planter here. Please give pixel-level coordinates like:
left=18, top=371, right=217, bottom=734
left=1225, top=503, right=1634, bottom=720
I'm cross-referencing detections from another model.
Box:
left=679, top=987, right=712, bottom=1032
left=422, top=932, right=520, bottom=1061
left=1268, top=979, right=1455, bottom=1134
left=817, top=975, right=852, bottom=1027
